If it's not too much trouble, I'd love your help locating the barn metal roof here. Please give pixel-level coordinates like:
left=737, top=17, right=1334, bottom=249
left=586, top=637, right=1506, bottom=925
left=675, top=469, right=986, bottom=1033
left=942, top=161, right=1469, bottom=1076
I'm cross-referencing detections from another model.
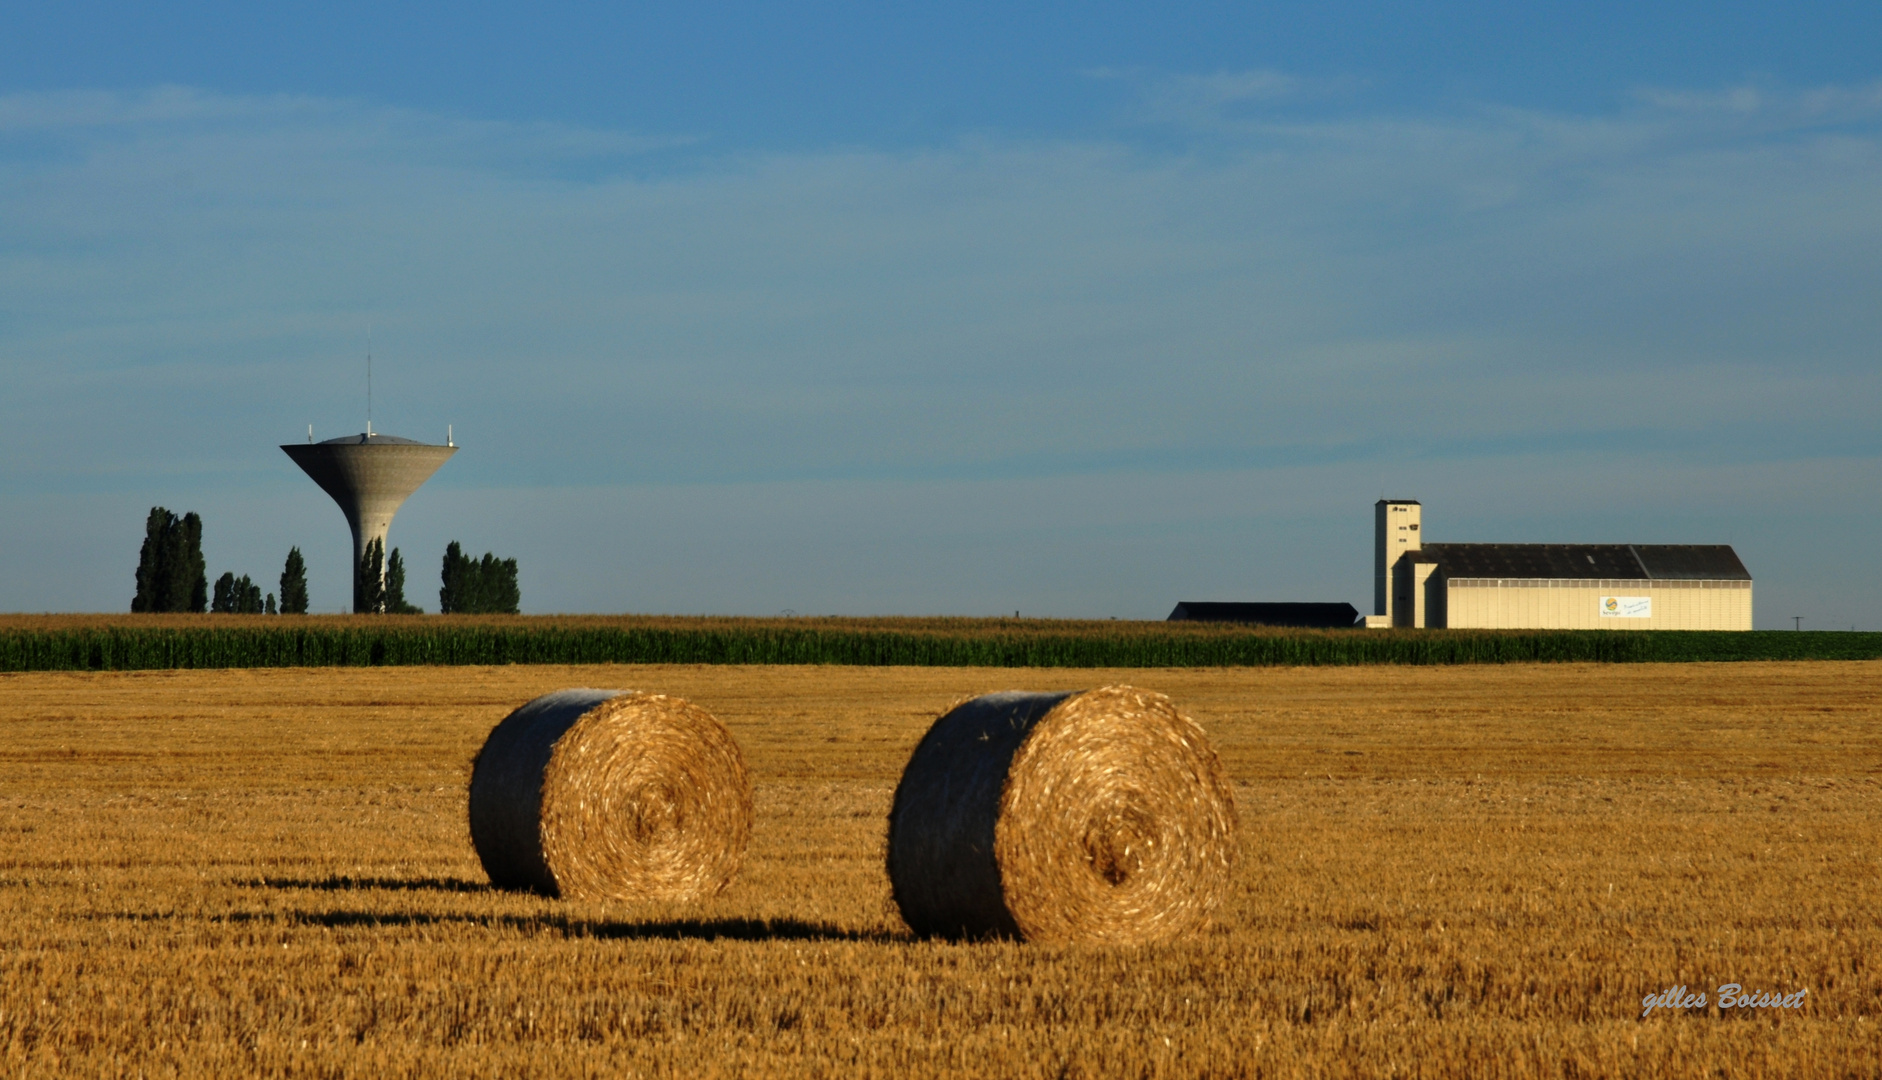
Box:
left=1415, top=543, right=1750, bottom=581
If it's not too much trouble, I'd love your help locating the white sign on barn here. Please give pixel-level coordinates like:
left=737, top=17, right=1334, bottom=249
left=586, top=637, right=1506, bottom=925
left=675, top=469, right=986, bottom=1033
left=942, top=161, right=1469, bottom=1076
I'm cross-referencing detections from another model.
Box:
left=1600, top=596, right=1651, bottom=618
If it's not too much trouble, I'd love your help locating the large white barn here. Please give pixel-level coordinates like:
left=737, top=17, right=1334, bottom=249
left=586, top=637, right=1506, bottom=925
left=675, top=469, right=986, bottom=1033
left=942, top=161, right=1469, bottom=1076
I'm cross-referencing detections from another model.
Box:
left=1367, top=500, right=1752, bottom=631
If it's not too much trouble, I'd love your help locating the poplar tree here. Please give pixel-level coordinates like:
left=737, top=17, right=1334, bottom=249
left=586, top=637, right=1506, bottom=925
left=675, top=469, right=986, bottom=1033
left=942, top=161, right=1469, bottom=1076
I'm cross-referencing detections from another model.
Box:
left=482, top=553, right=521, bottom=614
left=212, top=572, right=237, bottom=613
left=439, top=541, right=469, bottom=613
left=357, top=539, right=386, bottom=614
left=384, top=548, right=422, bottom=614
left=132, top=508, right=167, bottom=612
left=278, top=548, right=309, bottom=614
left=177, top=513, right=206, bottom=613
left=237, top=575, right=263, bottom=614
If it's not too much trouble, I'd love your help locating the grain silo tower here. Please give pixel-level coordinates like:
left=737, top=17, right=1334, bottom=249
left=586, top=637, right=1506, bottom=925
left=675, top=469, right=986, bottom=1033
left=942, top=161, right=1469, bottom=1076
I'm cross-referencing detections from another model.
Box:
left=281, top=430, right=456, bottom=612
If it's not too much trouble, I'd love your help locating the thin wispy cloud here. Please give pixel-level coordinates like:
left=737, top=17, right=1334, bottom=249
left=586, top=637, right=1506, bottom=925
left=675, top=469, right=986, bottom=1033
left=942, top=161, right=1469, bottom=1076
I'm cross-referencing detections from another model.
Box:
left=1634, top=85, right=1768, bottom=114
left=0, top=86, right=697, bottom=172
left=1628, top=79, right=1882, bottom=134
left=0, top=86, right=313, bottom=131
left=1090, top=66, right=1367, bottom=131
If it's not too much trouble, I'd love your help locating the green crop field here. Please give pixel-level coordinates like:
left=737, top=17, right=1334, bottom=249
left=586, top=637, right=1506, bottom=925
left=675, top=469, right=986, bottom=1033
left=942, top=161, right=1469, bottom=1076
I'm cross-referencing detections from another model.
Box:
left=1, top=614, right=1878, bottom=672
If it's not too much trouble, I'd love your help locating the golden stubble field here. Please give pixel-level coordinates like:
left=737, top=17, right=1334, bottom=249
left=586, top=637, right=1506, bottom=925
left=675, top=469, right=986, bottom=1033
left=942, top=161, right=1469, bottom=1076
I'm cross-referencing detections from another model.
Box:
left=1, top=661, right=1878, bottom=1078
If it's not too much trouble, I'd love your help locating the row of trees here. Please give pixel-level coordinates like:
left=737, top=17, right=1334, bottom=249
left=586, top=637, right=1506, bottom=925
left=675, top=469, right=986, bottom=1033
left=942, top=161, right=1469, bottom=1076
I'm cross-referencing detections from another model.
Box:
left=439, top=542, right=521, bottom=615
left=207, top=547, right=309, bottom=615
left=131, top=507, right=518, bottom=615
left=210, top=573, right=270, bottom=614
left=356, top=541, right=522, bottom=614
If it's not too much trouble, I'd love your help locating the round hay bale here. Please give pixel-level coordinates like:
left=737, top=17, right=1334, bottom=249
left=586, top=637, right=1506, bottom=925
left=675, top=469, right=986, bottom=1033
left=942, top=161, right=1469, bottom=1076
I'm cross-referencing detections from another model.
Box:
left=886, top=685, right=1237, bottom=944
left=468, top=688, right=753, bottom=902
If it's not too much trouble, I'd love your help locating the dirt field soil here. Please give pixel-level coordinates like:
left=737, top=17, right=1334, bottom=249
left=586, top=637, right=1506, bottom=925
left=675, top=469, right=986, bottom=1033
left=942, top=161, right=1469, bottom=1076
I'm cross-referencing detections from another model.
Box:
left=2, top=662, right=1878, bottom=1077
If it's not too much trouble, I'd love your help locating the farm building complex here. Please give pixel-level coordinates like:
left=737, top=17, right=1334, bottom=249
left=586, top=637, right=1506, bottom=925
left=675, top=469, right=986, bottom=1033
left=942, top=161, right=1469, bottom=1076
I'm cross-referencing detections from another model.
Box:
left=1370, top=500, right=1752, bottom=631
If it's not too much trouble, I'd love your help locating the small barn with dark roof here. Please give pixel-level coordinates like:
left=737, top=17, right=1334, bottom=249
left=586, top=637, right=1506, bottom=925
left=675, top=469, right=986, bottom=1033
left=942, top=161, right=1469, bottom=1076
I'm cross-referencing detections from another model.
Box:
left=1371, top=500, right=1752, bottom=631
left=1167, top=602, right=1360, bottom=628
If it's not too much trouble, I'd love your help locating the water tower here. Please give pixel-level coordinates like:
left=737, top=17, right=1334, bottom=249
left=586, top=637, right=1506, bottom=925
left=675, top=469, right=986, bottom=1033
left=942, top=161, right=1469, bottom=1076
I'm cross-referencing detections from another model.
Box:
left=281, top=431, right=456, bottom=612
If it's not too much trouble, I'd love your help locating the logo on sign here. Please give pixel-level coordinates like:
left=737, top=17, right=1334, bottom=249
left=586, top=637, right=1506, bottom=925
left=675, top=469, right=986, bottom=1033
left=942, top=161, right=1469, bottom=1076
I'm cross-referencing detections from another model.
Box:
left=1601, top=596, right=1651, bottom=618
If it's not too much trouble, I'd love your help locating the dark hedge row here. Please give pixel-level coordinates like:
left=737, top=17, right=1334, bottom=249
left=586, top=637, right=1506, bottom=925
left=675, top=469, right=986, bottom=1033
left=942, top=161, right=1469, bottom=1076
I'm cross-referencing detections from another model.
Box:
left=2, top=625, right=1878, bottom=671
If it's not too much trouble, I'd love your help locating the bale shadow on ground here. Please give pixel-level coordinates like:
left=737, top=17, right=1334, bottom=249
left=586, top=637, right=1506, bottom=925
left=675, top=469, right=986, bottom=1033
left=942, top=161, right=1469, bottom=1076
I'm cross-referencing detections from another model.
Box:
left=240, top=877, right=902, bottom=941
left=253, top=875, right=492, bottom=894
left=291, top=909, right=897, bottom=943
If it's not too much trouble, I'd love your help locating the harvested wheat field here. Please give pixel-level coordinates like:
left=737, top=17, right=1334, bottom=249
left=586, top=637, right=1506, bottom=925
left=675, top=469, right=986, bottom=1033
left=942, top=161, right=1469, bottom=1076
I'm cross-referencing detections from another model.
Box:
left=1, top=661, right=1879, bottom=1077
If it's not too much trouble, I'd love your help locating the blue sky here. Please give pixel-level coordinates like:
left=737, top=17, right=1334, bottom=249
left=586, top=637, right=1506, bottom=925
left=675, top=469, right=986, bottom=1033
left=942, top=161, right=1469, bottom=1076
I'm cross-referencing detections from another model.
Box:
left=1, top=3, right=1878, bottom=624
